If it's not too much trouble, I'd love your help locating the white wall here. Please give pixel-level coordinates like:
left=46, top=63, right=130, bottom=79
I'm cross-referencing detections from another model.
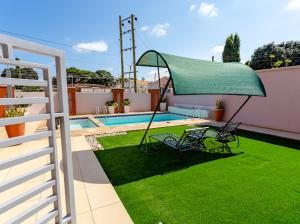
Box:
left=14, top=91, right=152, bottom=115
left=75, top=92, right=151, bottom=114
left=124, top=93, right=151, bottom=112
left=16, top=91, right=59, bottom=115
left=76, top=92, right=113, bottom=114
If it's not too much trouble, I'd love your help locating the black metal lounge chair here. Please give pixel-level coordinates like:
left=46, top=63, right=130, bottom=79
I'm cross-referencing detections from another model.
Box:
left=148, top=127, right=209, bottom=154
left=206, top=122, right=242, bottom=153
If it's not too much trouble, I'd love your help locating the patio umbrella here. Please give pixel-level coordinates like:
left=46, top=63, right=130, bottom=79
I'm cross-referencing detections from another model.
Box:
left=136, top=50, right=266, bottom=148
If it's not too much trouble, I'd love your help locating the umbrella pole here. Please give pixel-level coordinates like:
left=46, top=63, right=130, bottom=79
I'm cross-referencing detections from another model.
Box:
left=221, top=95, right=251, bottom=131
left=156, top=54, right=161, bottom=93
left=139, top=77, right=171, bottom=149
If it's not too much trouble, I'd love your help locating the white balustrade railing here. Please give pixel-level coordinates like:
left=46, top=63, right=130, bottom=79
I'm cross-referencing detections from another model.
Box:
left=0, top=34, right=76, bottom=223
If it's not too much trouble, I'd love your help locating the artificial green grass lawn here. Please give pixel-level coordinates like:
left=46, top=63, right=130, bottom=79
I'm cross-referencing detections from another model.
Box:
left=95, top=125, right=300, bottom=224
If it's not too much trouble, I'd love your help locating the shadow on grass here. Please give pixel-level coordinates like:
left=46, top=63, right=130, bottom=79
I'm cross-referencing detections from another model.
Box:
left=237, top=130, right=300, bottom=150
left=94, top=143, right=239, bottom=186
left=196, top=123, right=300, bottom=150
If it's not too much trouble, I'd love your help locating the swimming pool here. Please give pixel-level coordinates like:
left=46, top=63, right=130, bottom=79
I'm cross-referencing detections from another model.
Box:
left=70, top=118, right=98, bottom=130
left=96, top=113, right=187, bottom=126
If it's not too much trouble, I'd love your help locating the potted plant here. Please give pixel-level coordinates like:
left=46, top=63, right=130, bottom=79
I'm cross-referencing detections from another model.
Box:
left=215, top=99, right=224, bottom=122
left=160, top=96, right=167, bottom=112
left=124, top=98, right=131, bottom=113
left=5, top=105, right=27, bottom=138
left=106, top=101, right=117, bottom=114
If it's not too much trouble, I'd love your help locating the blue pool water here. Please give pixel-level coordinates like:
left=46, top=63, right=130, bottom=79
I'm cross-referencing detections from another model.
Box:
left=97, top=113, right=186, bottom=126
left=70, top=118, right=98, bottom=130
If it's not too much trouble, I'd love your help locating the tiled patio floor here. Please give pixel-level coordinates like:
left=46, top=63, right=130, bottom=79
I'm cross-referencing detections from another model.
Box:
left=0, top=122, right=133, bottom=224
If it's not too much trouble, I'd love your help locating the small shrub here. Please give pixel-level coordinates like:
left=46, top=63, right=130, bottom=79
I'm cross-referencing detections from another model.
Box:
left=105, top=101, right=118, bottom=107
left=216, top=99, right=224, bottom=109
left=124, top=99, right=131, bottom=106
left=105, top=101, right=114, bottom=106
left=22, top=86, right=41, bottom=92
left=5, top=106, right=27, bottom=117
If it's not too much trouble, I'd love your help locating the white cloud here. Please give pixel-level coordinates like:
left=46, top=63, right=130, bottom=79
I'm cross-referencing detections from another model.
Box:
left=285, top=0, right=300, bottom=11
left=212, top=45, right=224, bottom=54
left=141, top=23, right=170, bottom=37
left=151, top=23, right=170, bottom=37
left=144, top=68, right=169, bottom=81
left=73, top=41, right=108, bottom=53
left=199, top=2, right=218, bottom=17
left=190, top=4, right=197, bottom=11
left=141, top=26, right=149, bottom=31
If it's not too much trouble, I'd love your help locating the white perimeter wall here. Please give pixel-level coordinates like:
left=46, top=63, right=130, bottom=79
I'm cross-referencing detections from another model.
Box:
left=16, top=92, right=59, bottom=115
left=124, top=93, right=151, bottom=112
left=167, top=66, right=300, bottom=133
left=75, top=92, right=151, bottom=114
left=18, top=91, right=151, bottom=115
left=75, top=92, right=113, bottom=114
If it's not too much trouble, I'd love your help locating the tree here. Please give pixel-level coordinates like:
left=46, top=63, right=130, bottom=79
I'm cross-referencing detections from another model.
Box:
left=0, top=58, right=40, bottom=91
left=66, top=67, right=95, bottom=84
left=222, top=33, right=241, bottom=62
left=66, top=67, right=116, bottom=87
left=233, top=33, right=241, bottom=62
left=249, top=41, right=300, bottom=70
left=95, top=70, right=116, bottom=87
left=1, top=59, right=38, bottom=80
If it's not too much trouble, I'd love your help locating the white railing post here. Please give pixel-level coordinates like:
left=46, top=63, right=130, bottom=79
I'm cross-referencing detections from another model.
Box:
left=43, top=68, right=63, bottom=223
left=55, top=54, right=77, bottom=223
left=1, top=43, right=13, bottom=98
left=0, top=34, right=76, bottom=223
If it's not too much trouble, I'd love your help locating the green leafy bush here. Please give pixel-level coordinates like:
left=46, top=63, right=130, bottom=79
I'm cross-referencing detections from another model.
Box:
left=5, top=106, right=27, bottom=118
left=22, top=86, right=42, bottom=92
left=249, top=41, right=300, bottom=70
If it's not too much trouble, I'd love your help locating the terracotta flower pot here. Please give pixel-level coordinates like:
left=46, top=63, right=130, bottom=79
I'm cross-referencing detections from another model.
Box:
left=5, top=123, right=25, bottom=138
left=215, top=109, right=224, bottom=122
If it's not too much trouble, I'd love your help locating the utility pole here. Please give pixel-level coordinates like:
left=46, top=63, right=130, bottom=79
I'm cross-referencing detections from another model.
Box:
left=130, top=14, right=137, bottom=92
left=118, top=14, right=138, bottom=92
left=128, top=65, right=132, bottom=92
left=119, top=16, right=125, bottom=88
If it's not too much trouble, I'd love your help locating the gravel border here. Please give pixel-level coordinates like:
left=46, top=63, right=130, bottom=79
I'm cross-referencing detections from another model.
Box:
left=85, top=132, right=127, bottom=151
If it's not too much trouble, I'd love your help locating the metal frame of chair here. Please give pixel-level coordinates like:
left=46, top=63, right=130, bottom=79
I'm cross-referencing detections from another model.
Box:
left=148, top=127, right=209, bottom=154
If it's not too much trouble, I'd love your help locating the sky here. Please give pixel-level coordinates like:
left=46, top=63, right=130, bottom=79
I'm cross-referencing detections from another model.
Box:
left=1, top=0, right=300, bottom=81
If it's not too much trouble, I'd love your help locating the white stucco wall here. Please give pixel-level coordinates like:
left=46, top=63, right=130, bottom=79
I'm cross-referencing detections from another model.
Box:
left=75, top=92, right=113, bottom=114
left=16, top=91, right=59, bottom=115
left=124, top=93, right=151, bottom=112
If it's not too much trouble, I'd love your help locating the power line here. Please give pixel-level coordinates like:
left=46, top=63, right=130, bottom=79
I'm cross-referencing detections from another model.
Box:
left=0, top=28, right=118, bottom=58
left=135, top=21, right=154, bottom=49
left=0, top=28, right=74, bottom=47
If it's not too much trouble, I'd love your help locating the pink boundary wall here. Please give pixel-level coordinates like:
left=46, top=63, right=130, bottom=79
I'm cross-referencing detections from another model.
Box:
left=167, top=66, right=300, bottom=133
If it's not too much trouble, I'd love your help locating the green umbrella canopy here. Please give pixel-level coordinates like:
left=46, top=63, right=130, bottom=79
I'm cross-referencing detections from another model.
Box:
left=136, top=50, right=266, bottom=97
